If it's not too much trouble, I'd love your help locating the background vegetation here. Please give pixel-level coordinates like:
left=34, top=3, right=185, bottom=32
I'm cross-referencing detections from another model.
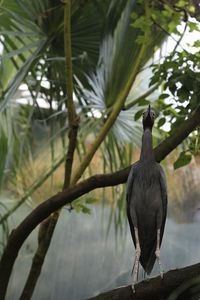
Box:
left=0, top=0, right=200, bottom=299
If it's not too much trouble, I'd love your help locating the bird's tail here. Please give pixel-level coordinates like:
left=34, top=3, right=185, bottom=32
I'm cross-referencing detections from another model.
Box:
left=145, top=246, right=156, bottom=275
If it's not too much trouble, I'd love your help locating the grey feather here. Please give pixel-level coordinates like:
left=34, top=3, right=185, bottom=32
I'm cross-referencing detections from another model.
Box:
left=126, top=106, right=168, bottom=277
left=126, top=161, right=167, bottom=274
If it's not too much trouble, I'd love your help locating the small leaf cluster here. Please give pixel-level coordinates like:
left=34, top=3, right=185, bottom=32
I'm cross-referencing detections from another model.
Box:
left=70, top=197, right=98, bottom=214
left=150, top=1, right=182, bottom=36
left=174, top=151, right=192, bottom=169
left=131, top=0, right=188, bottom=45
left=150, top=48, right=200, bottom=169
left=151, top=50, right=200, bottom=125
left=173, top=128, right=200, bottom=170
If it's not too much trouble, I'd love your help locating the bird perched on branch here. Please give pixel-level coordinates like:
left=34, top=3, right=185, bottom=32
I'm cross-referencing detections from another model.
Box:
left=126, top=105, right=167, bottom=291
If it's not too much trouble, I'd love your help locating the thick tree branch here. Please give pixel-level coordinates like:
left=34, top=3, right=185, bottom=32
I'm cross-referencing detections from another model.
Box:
left=0, top=105, right=200, bottom=299
left=19, top=213, right=59, bottom=300
left=88, top=263, right=200, bottom=300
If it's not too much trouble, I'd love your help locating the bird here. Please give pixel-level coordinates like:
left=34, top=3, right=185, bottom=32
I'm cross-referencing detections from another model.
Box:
left=126, top=104, right=167, bottom=291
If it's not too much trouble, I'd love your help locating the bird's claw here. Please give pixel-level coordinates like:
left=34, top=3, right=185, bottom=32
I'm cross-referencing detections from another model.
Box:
left=131, top=284, right=136, bottom=293
left=144, top=275, right=150, bottom=282
left=155, top=247, right=164, bottom=279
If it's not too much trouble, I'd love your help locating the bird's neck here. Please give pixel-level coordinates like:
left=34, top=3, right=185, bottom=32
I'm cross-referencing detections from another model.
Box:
left=140, top=128, right=155, bottom=161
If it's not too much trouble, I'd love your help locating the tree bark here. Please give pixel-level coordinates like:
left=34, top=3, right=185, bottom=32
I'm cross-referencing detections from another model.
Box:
left=19, top=214, right=58, bottom=300
left=88, top=263, right=200, bottom=300
left=0, top=104, right=200, bottom=299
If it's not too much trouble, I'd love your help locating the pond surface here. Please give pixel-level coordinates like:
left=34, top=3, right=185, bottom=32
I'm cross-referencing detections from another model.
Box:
left=5, top=203, right=200, bottom=300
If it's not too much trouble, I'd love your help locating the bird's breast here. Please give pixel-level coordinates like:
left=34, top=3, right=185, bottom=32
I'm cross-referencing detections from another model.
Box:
left=131, top=167, right=162, bottom=209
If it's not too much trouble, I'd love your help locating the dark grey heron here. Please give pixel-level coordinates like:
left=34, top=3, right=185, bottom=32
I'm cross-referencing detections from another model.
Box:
left=126, top=105, right=167, bottom=291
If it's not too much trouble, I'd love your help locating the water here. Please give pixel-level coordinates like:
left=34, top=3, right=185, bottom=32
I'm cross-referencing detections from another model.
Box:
left=5, top=203, right=200, bottom=300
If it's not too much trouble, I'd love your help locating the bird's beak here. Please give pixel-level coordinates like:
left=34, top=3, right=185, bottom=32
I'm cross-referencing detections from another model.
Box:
left=147, top=104, right=151, bottom=116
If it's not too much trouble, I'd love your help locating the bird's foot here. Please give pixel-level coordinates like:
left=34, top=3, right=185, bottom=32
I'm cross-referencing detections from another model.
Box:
left=143, top=274, right=150, bottom=282
left=160, top=270, right=164, bottom=279
left=131, top=284, right=136, bottom=293
left=155, top=249, right=164, bottom=279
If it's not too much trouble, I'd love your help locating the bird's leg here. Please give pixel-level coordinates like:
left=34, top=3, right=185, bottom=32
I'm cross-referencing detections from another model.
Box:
left=132, top=227, right=141, bottom=292
left=155, top=229, right=163, bottom=278
left=144, top=271, right=150, bottom=282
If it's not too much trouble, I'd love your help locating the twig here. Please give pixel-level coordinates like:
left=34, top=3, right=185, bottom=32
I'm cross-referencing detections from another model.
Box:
left=151, top=17, right=187, bottom=54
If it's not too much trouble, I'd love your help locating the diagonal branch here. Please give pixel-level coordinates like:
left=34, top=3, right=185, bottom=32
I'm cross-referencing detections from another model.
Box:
left=0, top=104, right=200, bottom=300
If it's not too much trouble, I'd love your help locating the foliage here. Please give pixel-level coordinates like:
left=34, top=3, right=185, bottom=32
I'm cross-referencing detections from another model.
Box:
left=0, top=1, right=164, bottom=206
left=150, top=13, right=200, bottom=169
left=0, top=1, right=200, bottom=298
left=72, top=197, right=98, bottom=214
left=0, top=0, right=200, bottom=243
left=173, top=151, right=192, bottom=169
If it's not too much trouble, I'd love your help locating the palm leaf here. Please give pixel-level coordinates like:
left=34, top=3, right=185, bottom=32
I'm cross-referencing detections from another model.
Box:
left=0, top=39, right=47, bottom=111
left=0, top=0, right=168, bottom=224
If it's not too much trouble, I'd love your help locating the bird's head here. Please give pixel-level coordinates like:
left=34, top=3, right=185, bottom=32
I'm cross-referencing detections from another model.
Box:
left=142, top=105, right=155, bottom=130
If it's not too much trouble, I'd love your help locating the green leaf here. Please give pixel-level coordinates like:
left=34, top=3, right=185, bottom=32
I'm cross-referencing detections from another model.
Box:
left=149, top=73, right=159, bottom=87
left=168, top=82, right=177, bottom=95
left=174, top=152, right=192, bottom=170
left=0, top=41, right=40, bottom=60
left=138, top=99, right=150, bottom=106
left=157, top=117, right=166, bottom=127
left=134, top=109, right=144, bottom=121
left=131, top=12, right=138, bottom=20
left=135, top=35, right=145, bottom=44
left=188, top=22, right=199, bottom=32
left=85, top=197, right=98, bottom=204
left=193, top=40, right=200, bottom=48
left=168, top=21, right=178, bottom=32
left=176, top=88, right=190, bottom=102
left=131, top=16, right=146, bottom=30
left=162, top=61, right=178, bottom=70
left=178, top=0, right=188, bottom=6
left=73, top=203, right=91, bottom=214
left=0, top=39, right=47, bottom=111
left=81, top=205, right=91, bottom=214
left=0, top=31, right=39, bottom=37
left=74, top=205, right=82, bottom=213
left=159, top=93, right=170, bottom=100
